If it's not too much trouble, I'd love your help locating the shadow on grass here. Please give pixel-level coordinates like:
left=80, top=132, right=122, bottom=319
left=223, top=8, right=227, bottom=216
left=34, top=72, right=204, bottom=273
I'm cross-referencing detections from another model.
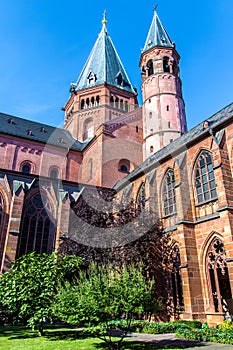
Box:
left=0, top=326, right=36, bottom=339
left=94, top=338, right=208, bottom=349
left=0, top=326, right=208, bottom=349
left=0, top=326, right=92, bottom=341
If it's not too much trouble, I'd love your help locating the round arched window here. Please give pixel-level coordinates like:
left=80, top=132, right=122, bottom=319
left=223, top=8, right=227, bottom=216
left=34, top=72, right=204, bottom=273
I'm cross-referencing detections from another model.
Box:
left=120, top=165, right=128, bottom=173
left=118, top=159, right=130, bottom=173
left=50, top=168, right=59, bottom=179
left=22, top=163, right=31, bottom=174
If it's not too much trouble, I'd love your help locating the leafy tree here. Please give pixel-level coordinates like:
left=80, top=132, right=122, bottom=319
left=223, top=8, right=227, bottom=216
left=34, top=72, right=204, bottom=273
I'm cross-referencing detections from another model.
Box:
left=59, top=189, right=180, bottom=318
left=0, top=252, right=82, bottom=335
left=53, top=261, right=158, bottom=349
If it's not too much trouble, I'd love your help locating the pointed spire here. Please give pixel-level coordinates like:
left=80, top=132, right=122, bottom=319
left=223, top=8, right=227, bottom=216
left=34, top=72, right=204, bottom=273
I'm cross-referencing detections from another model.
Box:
left=72, top=13, right=136, bottom=95
left=142, top=6, right=174, bottom=53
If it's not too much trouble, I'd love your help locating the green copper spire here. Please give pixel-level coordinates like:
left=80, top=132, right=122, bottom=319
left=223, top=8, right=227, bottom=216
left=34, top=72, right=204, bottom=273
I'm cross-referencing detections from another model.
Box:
left=142, top=6, right=174, bottom=53
left=71, top=13, right=136, bottom=95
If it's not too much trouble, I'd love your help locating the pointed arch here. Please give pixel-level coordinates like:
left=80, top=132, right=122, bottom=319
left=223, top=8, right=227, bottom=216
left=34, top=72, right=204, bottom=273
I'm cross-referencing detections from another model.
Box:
left=162, top=168, right=176, bottom=216
left=136, top=181, right=146, bottom=213
left=205, top=235, right=233, bottom=315
left=16, top=191, right=56, bottom=257
left=193, top=150, right=217, bottom=204
left=170, top=244, right=184, bottom=312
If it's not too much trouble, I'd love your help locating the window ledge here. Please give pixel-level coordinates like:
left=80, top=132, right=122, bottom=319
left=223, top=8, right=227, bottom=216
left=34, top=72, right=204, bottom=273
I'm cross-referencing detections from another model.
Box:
left=162, top=212, right=177, bottom=219
left=195, top=197, right=218, bottom=207
left=196, top=212, right=220, bottom=223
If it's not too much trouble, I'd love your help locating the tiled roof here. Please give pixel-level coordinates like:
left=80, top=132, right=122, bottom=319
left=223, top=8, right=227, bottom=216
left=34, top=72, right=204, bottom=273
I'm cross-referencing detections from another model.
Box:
left=142, top=8, right=174, bottom=53
left=0, top=112, right=88, bottom=151
left=72, top=21, right=136, bottom=95
left=113, top=102, right=233, bottom=190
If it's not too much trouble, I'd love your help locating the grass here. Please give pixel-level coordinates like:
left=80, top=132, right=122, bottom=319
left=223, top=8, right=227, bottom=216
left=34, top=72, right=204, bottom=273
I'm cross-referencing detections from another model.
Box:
left=0, top=325, right=183, bottom=349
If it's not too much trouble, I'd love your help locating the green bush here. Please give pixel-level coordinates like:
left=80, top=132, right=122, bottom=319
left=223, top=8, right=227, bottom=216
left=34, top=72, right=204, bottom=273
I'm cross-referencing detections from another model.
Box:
left=140, top=320, right=202, bottom=334
left=103, top=319, right=203, bottom=334
left=176, top=327, right=233, bottom=345
left=217, top=320, right=233, bottom=331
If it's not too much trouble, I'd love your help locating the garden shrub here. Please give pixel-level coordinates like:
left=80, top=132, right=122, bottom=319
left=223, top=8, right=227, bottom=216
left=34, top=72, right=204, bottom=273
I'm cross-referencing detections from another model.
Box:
left=176, top=327, right=233, bottom=345
left=217, top=320, right=233, bottom=331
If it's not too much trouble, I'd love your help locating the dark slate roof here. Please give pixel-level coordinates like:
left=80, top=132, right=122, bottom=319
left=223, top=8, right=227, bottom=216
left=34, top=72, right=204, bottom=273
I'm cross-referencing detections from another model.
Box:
left=114, top=102, right=233, bottom=190
left=142, top=8, right=174, bottom=53
left=72, top=20, right=136, bottom=95
left=0, top=112, right=89, bottom=151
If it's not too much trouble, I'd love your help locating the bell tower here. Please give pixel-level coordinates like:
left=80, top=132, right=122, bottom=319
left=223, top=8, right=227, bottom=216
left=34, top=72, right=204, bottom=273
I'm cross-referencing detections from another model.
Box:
left=140, top=6, right=187, bottom=159
left=63, top=12, right=138, bottom=142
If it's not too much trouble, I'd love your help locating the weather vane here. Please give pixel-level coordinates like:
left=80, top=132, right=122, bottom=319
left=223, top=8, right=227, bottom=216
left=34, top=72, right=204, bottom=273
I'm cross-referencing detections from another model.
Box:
left=102, top=10, right=107, bottom=25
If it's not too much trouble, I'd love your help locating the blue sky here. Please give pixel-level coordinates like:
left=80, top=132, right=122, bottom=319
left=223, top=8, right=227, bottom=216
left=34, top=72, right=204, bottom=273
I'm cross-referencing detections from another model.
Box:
left=0, top=0, right=232, bottom=130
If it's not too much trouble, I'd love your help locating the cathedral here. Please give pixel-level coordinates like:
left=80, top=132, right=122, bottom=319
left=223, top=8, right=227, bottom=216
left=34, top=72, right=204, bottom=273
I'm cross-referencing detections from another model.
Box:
left=0, top=8, right=233, bottom=325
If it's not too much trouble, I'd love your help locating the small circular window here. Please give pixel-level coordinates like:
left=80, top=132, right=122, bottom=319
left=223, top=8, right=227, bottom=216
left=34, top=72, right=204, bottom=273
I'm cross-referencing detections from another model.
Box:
left=118, top=159, right=130, bottom=173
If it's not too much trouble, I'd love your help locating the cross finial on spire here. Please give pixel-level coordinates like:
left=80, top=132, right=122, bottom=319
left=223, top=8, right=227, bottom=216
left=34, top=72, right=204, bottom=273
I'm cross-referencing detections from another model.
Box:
left=153, top=4, right=158, bottom=12
left=102, top=10, right=107, bottom=25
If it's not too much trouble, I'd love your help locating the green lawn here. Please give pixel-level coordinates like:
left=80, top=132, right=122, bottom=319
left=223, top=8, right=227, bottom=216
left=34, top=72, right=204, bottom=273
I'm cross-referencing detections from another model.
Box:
left=0, top=326, right=182, bottom=349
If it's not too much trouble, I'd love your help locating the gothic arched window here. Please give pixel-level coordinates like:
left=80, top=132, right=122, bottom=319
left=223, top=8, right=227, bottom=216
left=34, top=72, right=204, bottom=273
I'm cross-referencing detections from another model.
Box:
left=162, top=169, right=176, bottom=216
left=136, top=182, right=146, bottom=213
left=195, top=151, right=217, bottom=204
left=17, top=193, right=55, bottom=257
left=206, top=237, right=232, bottom=314
left=170, top=245, right=184, bottom=312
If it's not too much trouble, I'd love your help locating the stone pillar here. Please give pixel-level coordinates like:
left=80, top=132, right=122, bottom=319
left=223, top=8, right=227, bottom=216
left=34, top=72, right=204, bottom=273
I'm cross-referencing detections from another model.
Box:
left=3, top=181, right=25, bottom=270
left=176, top=223, right=206, bottom=322
left=54, top=190, right=71, bottom=251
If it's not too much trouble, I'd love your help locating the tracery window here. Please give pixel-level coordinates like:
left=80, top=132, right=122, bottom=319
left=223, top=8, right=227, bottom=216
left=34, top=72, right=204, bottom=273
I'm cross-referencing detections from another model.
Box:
left=162, top=169, right=176, bottom=216
left=206, top=237, right=232, bottom=315
left=170, top=245, right=184, bottom=312
left=17, top=193, right=55, bottom=257
left=195, top=151, right=217, bottom=204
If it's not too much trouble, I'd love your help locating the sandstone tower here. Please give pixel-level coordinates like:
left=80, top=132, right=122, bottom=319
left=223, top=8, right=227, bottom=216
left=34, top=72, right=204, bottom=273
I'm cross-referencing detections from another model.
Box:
left=63, top=12, right=138, bottom=141
left=139, top=7, right=187, bottom=159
